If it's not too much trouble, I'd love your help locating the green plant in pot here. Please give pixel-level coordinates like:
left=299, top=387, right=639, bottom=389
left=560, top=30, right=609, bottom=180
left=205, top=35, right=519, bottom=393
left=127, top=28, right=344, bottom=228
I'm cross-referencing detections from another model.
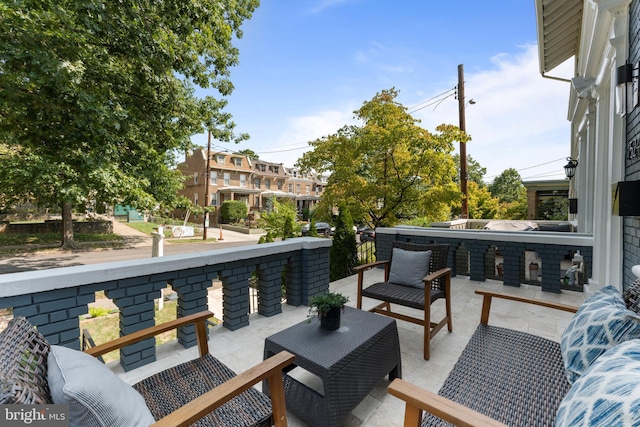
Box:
left=308, top=292, right=349, bottom=331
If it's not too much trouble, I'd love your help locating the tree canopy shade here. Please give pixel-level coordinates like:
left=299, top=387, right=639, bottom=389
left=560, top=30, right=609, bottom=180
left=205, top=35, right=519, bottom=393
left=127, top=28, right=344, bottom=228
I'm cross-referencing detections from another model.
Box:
left=296, top=88, right=469, bottom=227
left=0, top=0, right=258, bottom=247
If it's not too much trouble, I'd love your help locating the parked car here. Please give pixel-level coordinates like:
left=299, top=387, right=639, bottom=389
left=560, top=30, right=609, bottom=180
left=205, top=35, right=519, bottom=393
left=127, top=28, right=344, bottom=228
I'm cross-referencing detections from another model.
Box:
left=360, top=229, right=376, bottom=242
left=301, top=222, right=333, bottom=237
left=356, top=224, right=370, bottom=234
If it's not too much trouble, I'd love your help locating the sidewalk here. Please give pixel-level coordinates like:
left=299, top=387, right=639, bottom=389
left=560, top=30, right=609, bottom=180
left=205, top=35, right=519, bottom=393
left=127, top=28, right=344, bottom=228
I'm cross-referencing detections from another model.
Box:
left=114, top=221, right=265, bottom=248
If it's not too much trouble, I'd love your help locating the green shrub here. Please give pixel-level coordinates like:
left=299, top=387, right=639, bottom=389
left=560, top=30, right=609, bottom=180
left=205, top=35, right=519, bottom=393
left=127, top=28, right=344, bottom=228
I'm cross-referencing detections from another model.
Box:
left=89, top=306, right=111, bottom=318
left=220, top=200, right=247, bottom=223
left=330, top=205, right=357, bottom=281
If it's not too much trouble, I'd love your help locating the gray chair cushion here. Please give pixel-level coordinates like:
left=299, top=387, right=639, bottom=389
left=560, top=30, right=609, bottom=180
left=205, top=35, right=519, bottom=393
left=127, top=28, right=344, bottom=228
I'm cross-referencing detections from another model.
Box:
left=388, top=247, right=431, bottom=289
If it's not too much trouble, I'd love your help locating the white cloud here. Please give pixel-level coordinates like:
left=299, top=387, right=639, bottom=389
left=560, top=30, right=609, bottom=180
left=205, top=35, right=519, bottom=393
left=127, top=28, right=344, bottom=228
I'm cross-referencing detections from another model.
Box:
left=252, top=108, right=358, bottom=167
left=414, top=44, right=573, bottom=182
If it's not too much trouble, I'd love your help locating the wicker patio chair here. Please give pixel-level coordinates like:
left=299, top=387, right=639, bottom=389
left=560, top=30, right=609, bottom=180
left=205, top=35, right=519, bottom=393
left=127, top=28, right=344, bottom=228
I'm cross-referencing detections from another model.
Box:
left=0, top=311, right=294, bottom=427
left=355, top=241, right=451, bottom=360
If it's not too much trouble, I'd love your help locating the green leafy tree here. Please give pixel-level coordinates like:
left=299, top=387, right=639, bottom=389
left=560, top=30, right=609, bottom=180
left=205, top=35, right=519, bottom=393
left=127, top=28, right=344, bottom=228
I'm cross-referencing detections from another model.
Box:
left=538, top=198, right=569, bottom=220
left=0, top=0, right=258, bottom=248
left=330, top=205, right=357, bottom=281
left=466, top=181, right=499, bottom=219
left=489, top=168, right=528, bottom=219
left=235, top=149, right=259, bottom=159
left=258, top=197, right=300, bottom=242
left=453, top=154, right=487, bottom=187
left=297, top=88, right=468, bottom=228
left=489, top=169, right=526, bottom=203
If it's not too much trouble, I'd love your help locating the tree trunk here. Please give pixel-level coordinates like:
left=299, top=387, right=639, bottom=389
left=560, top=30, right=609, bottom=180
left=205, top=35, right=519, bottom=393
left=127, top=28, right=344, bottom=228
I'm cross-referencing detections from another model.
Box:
left=61, top=201, right=75, bottom=249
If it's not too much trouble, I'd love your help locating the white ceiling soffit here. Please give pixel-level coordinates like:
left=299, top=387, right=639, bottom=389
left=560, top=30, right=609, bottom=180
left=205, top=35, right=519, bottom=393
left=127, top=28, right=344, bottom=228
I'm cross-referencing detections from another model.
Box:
left=535, top=0, right=583, bottom=74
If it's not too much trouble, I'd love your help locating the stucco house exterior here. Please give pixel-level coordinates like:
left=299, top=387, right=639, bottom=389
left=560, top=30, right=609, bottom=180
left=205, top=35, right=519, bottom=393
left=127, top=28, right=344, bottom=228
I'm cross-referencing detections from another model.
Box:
left=535, top=0, right=639, bottom=290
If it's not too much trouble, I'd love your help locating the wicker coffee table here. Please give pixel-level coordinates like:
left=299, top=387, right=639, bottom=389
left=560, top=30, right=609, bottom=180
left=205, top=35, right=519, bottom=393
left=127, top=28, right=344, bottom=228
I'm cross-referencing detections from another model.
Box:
left=263, top=306, right=401, bottom=427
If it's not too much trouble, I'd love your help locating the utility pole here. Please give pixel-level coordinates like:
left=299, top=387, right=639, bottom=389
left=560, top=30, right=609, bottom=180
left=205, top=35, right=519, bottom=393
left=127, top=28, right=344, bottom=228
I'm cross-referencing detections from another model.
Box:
left=457, top=64, right=469, bottom=219
left=203, top=130, right=211, bottom=240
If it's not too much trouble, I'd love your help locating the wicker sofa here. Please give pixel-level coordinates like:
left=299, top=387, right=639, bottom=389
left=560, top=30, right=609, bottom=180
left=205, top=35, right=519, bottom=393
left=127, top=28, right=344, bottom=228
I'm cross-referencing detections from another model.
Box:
left=388, top=281, right=640, bottom=427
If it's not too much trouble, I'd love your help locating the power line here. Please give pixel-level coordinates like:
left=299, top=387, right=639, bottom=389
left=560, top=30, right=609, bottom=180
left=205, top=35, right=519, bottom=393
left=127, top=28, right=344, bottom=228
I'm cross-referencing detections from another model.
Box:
left=484, top=157, right=567, bottom=181
left=407, top=88, right=457, bottom=114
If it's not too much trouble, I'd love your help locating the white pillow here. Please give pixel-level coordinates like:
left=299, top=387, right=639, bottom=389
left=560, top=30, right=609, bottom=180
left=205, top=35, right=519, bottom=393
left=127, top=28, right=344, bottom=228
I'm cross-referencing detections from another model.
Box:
left=388, top=247, right=431, bottom=289
left=47, top=345, right=155, bottom=427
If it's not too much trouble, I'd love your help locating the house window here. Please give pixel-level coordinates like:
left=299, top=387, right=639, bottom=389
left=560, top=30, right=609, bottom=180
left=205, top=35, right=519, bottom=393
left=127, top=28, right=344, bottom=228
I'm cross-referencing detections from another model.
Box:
left=278, top=180, right=283, bottom=190
left=265, top=180, right=271, bottom=190
left=217, top=155, right=225, bottom=165
left=288, top=184, right=293, bottom=193
left=254, top=178, right=261, bottom=189
left=234, top=158, right=242, bottom=167
left=273, top=166, right=279, bottom=174
left=254, top=195, right=260, bottom=207
left=293, top=171, right=298, bottom=178
left=315, top=186, right=320, bottom=195
left=210, top=193, right=218, bottom=206
left=194, top=193, right=198, bottom=205
left=240, top=174, right=246, bottom=187
left=306, top=185, right=310, bottom=194
left=193, top=172, right=198, bottom=184
left=210, top=171, right=217, bottom=185
left=296, top=184, right=301, bottom=194
left=224, top=172, right=230, bottom=185
left=257, top=164, right=266, bottom=172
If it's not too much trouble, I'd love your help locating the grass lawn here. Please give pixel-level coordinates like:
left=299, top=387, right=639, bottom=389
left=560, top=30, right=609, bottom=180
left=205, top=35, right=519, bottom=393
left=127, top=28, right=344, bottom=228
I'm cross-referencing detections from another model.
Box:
left=80, top=300, right=179, bottom=364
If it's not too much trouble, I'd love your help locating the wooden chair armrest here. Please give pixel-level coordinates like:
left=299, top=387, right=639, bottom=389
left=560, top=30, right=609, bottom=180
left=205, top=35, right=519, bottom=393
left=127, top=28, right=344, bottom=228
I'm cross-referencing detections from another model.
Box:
left=423, top=267, right=451, bottom=283
left=151, top=351, right=296, bottom=427
left=84, top=311, right=214, bottom=358
left=388, top=379, right=507, bottom=427
left=475, top=290, right=579, bottom=325
left=353, top=259, right=388, bottom=272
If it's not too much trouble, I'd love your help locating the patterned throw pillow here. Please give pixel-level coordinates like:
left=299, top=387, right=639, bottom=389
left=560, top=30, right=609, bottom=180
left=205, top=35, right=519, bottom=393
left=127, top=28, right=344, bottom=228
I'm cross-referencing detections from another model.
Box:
left=560, top=286, right=640, bottom=384
left=388, top=248, right=431, bottom=289
left=556, top=340, right=640, bottom=426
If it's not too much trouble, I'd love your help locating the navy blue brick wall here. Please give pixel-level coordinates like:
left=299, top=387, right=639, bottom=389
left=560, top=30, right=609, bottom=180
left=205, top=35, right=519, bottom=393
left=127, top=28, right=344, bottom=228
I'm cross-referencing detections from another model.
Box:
left=623, top=0, right=640, bottom=289
left=0, top=241, right=330, bottom=372
left=378, top=232, right=592, bottom=294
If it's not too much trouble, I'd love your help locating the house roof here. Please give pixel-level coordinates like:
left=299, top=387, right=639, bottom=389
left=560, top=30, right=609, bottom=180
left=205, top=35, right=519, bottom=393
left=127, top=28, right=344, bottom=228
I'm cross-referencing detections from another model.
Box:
left=535, top=0, right=583, bottom=74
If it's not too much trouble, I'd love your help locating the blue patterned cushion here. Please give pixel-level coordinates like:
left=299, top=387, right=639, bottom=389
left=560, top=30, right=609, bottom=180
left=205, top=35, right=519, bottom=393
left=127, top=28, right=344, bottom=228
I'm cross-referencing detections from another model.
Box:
left=556, top=340, right=640, bottom=426
left=560, top=286, right=640, bottom=384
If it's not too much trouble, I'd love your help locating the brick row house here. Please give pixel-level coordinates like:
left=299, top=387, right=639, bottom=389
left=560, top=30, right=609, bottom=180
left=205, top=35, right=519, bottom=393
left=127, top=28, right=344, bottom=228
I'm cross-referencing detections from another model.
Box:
left=176, top=148, right=326, bottom=223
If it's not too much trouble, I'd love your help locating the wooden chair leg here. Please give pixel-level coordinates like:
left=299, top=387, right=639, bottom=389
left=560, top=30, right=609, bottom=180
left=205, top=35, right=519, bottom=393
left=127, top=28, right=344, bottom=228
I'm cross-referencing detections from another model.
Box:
left=357, top=271, right=364, bottom=309
left=445, top=276, right=453, bottom=332
left=424, top=288, right=431, bottom=361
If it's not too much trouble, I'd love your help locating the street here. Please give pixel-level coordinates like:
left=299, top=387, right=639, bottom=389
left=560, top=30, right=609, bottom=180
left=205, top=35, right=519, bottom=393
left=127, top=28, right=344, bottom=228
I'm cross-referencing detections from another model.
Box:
left=0, top=227, right=264, bottom=274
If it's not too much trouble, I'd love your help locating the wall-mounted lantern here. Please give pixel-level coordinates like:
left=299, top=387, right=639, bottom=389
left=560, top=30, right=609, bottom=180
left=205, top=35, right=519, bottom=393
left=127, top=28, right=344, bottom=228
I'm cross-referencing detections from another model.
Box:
left=616, top=62, right=639, bottom=117
left=564, top=158, right=579, bottom=179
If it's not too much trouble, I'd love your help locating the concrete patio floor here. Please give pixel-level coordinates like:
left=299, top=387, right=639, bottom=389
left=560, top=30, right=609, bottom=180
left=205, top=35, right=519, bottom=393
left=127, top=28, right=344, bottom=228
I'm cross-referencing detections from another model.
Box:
left=109, top=269, right=586, bottom=426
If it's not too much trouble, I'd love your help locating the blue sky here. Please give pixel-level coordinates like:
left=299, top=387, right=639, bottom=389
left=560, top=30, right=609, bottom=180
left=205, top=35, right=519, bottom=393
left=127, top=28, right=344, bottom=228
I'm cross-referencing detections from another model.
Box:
left=191, top=0, right=574, bottom=182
